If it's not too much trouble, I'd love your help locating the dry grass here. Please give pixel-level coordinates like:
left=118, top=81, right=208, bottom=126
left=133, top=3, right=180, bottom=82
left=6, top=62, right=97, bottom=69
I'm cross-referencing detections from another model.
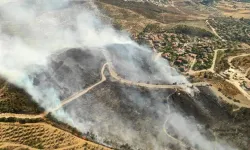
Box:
left=210, top=78, right=241, bottom=96
left=0, top=122, right=110, bottom=150
left=191, top=71, right=250, bottom=104
left=217, top=1, right=250, bottom=19
left=97, top=0, right=212, bottom=35
left=210, top=78, right=250, bottom=106
left=231, top=55, right=250, bottom=72
left=97, top=1, right=160, bottom=35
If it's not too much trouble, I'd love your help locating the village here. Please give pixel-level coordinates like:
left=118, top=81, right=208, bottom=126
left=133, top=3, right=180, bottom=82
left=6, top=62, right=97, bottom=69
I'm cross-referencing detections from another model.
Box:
left=135, top=29, right=231, bottom=73
left=134, top=24, right=250, bottom=100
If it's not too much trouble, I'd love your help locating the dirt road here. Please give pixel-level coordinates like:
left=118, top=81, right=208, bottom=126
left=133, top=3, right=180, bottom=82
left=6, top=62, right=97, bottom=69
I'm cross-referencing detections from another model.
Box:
left=206, top=20, right=224, bottom=40
left=0, top=62, right=207, bottom=118
left=107, top=64, right=195, bottom=89
left=226, top=53, right=250, bottom=100
left=188, top=49, right=226, bottom=75
left=46, top=63, right=108, bottom=115
left=0, top=113, right=44, bottom=119
left=0, top=142, right=38, bottom=150
left=163, top=115, right=196, bottom=150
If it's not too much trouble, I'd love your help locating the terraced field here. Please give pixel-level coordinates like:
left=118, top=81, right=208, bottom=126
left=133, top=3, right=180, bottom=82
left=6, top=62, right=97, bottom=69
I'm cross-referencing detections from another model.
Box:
left=0, top=122, right=110, bottom=150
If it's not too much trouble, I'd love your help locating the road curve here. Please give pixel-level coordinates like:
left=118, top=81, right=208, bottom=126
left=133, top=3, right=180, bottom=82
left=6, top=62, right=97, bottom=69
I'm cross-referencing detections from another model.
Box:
left=163, top=116, right=196, bottom=150
left=0, top=62, right=207, bottom=119
left=188, top=49, right=226, bottom=75
left=107, top=64, right=194, bottom=89
left=226, top=53, right=250, bottom=100
left=48, top=62, right=199, bottom=114
left=45, top=63, right=108, bottom=115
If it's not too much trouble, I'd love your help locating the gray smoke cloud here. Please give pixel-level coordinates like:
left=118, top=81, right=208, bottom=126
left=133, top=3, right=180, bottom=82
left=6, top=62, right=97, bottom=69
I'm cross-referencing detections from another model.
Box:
left=0, top=0, right=236, bottom=150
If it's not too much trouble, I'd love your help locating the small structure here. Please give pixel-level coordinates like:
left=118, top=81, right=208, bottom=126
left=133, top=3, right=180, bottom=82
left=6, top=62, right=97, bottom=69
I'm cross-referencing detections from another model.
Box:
left=243, top=82, right=250, bottom=91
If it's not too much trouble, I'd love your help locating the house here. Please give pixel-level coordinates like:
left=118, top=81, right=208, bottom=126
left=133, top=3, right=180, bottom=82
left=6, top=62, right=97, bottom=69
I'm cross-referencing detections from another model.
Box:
left=158, top=34, right=165, bottom=40
left=176, top=59, right=182, bottom=64
left=162, top=53, right=170, bottom=59
left=197, top=59, right=203, bottom=63
left=203, top=58, right=208, bottom=62
left=177, top=48, right=184, bottom=54
left=243, top=82, right=250, bottom=90
left=190, top=53, right=197, bottom=58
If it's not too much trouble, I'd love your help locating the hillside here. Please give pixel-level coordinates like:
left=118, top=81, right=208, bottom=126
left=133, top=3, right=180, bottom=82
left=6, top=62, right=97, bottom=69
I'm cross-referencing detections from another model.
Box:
left=0, top=78, right=43, bottom=114
left=0, top=77, right=111, bottom=150
left=0, top=0, right=250, bottom=150
left=34, top=48, right=250, bottom=150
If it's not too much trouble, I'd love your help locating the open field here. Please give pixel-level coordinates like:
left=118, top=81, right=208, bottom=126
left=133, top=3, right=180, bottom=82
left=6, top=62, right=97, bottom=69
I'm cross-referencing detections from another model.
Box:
left=216, top=1, right=250, bottom=19
left=97, top=1, right=159, bottom=35
left=190, top=71, right=250, bottom=106
left=97, top=0, right=213, bottom=35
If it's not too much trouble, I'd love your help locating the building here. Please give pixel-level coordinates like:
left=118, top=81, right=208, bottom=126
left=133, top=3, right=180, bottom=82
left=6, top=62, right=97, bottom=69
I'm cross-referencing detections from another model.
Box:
left=243, top=82, right=250, bottom=91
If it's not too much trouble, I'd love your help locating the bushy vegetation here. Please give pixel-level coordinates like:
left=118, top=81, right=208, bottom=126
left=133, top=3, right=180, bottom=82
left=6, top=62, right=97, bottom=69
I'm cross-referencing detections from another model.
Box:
left=0, top=78, right=44, bottom=114
left=209, top=17, right=250, bottom=44
left=231, top=55, right=250, bottom=70
left=0, top=117, right=43, bottom=124
left=168, top=25, right=214, bottom=38
left=143, top=24, right=162, bottom=33
left=45, top=113, right=82, bottom=137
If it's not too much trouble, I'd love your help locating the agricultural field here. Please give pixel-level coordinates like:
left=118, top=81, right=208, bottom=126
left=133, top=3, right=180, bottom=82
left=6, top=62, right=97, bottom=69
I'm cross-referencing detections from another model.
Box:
left=97, top=0, right=214, bottom=35
left=0, top=76, right=110, bottom=150
left=216, top=1, right=250, bottom=19
left=0, top=122, right=109, bottom=150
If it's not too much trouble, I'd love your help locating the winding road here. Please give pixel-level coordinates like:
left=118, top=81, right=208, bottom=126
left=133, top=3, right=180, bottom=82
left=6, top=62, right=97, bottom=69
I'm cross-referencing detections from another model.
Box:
left=226, top=53, right=250, bottom=100
left=188, top=49, right=226, bottom=75
left=0, top=62, right=207, bottom=119
left=47, top=62, right=206, bottom=114
left=1, top=53, right=248, bottom=149
left=45, top=63, right=108, bottom=115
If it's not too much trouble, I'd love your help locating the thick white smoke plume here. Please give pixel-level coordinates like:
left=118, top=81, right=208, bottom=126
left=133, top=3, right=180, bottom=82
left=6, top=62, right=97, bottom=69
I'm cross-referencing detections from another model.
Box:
left=0, top=0, right=236, bottom=150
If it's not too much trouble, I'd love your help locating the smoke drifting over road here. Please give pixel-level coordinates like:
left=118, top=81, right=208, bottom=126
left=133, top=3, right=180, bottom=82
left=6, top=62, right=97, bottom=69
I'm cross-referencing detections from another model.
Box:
left=0, top=0, right=236, bottom=150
